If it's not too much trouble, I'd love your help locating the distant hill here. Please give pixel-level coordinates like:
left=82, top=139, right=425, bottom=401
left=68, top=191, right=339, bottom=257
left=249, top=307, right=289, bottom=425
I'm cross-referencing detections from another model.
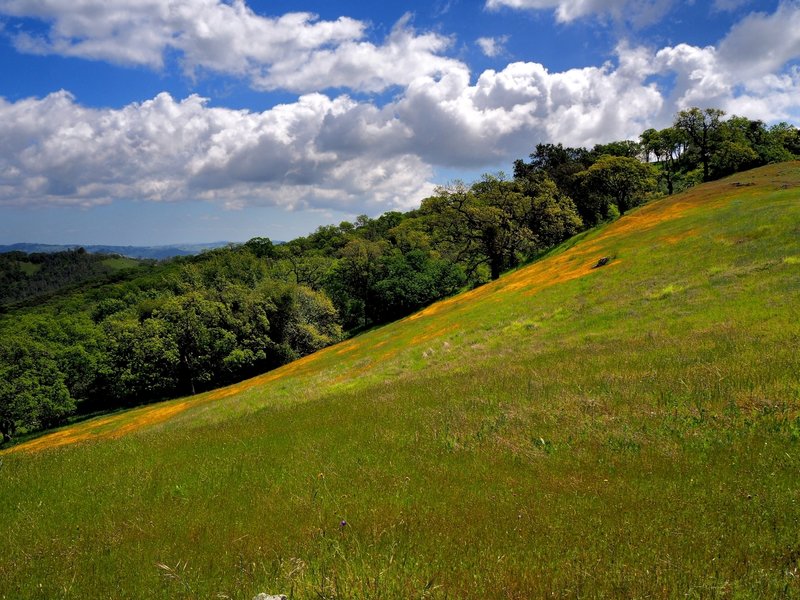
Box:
left=0, top=248, right=151, bottom=307
left=0, top=241, right=233, bottom=259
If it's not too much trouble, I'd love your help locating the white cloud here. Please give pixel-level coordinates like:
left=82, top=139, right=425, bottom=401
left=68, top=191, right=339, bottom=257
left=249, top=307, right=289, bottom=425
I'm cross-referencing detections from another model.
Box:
left=0, top=91, right=435, bottom=211
left=389, top=57, right=664, bottom=166
left=252, top=15, right=463, bottom=93
left=654, top=44, right=731, bottom=109
left=0, top=52, right=667, bottom=212
left=647, top=1, right=800, bottom=118
left=0, top=1, right=459, bottom=93
left=717, top=1, right=800, bottom=80
left=484, top=0, right=673, bottom=26
left=723, top=67, right=800, bottom=123
left=477, top=36, right=509, bottom=57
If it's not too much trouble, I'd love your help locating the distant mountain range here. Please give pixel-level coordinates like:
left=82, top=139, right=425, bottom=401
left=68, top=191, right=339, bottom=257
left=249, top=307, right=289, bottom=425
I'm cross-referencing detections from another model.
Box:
left=0, top=242, right=234, bottom=260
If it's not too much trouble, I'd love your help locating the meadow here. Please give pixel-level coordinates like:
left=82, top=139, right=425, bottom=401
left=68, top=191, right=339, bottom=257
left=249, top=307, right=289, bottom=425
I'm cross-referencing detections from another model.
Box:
left=1, top=163, right=799, bottom=598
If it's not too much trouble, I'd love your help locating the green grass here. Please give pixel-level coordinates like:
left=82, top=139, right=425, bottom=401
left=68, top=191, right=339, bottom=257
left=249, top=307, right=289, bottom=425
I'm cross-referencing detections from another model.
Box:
left=100, top=256, right=142, bottom=270
left=2, top=163, right=800, bottom=599
left=17, top=261, right=40, bottom=276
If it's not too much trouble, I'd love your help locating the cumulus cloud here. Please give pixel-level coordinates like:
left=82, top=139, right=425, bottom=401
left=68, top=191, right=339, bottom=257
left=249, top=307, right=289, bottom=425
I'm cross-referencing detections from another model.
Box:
left=0, top=91, right=435, bottom=210
left=646, top=1, right=800, bottom=120
left=0, top=49, right=667, bottom=211
left=717, top=1, right=800, bottom=81
left=484, top=0, right=673, bottom=26
left=390, top=56, right=664, bottom=166
left=0, top=1, right=459, bottom=93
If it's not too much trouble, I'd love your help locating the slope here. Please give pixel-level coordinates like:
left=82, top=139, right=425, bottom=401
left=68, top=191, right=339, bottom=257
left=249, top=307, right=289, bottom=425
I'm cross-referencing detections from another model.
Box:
left=1, top=163, right=800, bottom=598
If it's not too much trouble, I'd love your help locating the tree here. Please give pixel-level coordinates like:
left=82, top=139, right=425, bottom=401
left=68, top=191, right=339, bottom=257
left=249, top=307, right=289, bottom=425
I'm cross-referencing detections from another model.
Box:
left=422, top=178, right=527, bottom=281
left=521, top=176, right=583, bottom=248
left=423, top=174, right=582, bottom=282
left=0, top=337, right=75, bottom=442
left=156, top=293, right=236, bottom=395
left=103, top=313, right=181, bottom=403
left=674, top=107, right=725, bottom=181
left=243, top=237, right=276, bottom=259
left=273, top=243, right=332, bottom=289
left=372, top=249, right=465, bottom=322
left=761, top=122, right=800, bottom=164
left=576, top=155, right=657, bottom=215
left=283, top=286, right=343, bottom=355
left=640, top=127, right=687, bottom=195
left=591, top=140, right=641, bottom=159
left=710, top=140, right=759, bottom=177
left=326, top=238, right=389, bottom=328
left=514, top=143, right=592, bottom=198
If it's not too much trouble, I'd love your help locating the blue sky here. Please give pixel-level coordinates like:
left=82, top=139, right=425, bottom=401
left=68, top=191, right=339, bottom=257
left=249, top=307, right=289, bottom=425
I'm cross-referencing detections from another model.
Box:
left=0, top=0, right=797, bottom=245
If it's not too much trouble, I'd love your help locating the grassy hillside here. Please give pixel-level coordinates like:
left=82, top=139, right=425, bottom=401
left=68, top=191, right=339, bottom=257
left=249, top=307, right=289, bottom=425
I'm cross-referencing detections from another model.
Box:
left=2, top=163, right=800, bottom=599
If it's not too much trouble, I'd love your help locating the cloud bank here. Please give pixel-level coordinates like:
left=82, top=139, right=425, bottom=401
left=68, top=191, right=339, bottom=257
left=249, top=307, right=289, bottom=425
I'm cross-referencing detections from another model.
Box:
left=1, top=1, right=799, bottom=212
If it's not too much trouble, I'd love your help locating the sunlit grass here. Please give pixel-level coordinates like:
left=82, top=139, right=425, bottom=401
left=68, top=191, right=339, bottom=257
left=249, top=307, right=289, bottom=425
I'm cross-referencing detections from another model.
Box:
left=1, top=163, right=800, bottom=598
left=17, top=261, right=40, bottom=276
left=99, top=256, right=142, bottom=270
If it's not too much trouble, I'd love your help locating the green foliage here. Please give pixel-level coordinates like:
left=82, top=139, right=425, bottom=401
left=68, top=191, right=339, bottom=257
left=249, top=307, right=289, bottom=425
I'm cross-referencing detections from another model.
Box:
left=103, top=313, right=181, bottom=402
left=576, top=155, right=657, bottom=215
left=282, top=286, right=344, bottom=356
left=422, top=174, right=582, bottom=282
left=640, top=126, right=687, bottom=194
left=0, top=248, right=148, bottom=306
left=674, top=107, right=725, bottom=181
left=0, top=338, right=74, bottom=440
left=372, top=249, right=466, bottom=322
left=326, top=237, right=390, bottom=328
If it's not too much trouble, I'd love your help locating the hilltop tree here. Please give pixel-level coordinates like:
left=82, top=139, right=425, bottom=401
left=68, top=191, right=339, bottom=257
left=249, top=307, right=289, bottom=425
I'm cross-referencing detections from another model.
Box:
left=513, top=143, right=592, bottom=196
left=155, top=293, right=236, bottom=395
left=371, top=249, right=465, bottom=322
left=767, top=122, right=800, bottom=158
left=591, top=140, right=641, bottom=159
left=423, top=174, right=582, bottom=282
left=102, top=313, right=181, bottom=402
left=243, top=237, right=276, bottom=259
left=274, top=242, right=333, bottom=289
left=576, top=155, right=657, bottom=216
left=674, top=107, right=725, bottom=181
left=640, top=127, right=687, bottom=195
left=280, top=286, right=343, bottom=356
left=422, top=179, right=528, bottom=281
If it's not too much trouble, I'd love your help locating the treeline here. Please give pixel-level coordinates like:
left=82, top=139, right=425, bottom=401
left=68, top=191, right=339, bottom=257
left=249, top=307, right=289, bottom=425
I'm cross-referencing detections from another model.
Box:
left=0, top=248, right=148, bottom=307
left=1, top=107, right=798, bottom=443
left=514, top=108, right=800, bottom=224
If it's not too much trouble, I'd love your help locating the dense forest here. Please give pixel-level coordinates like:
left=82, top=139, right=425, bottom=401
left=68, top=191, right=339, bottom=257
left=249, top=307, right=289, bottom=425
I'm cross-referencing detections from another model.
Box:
left=0, top=248, right=148, bottom=307
left=2, top=107, right=798, bottom=443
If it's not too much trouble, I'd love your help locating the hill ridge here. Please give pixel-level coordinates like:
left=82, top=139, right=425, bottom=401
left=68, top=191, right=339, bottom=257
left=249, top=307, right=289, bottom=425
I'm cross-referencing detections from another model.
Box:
left=6, top=162, right=797, bottom=455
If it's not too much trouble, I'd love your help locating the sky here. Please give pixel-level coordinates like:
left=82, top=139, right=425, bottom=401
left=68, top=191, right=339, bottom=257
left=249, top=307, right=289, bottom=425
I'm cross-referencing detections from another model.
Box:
left=0, top=0, right=798, bottom=245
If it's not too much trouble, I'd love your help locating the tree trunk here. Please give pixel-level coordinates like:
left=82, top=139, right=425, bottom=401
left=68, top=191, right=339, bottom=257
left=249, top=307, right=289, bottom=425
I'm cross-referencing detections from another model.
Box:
left=490, top=254, right=503, bottom=280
